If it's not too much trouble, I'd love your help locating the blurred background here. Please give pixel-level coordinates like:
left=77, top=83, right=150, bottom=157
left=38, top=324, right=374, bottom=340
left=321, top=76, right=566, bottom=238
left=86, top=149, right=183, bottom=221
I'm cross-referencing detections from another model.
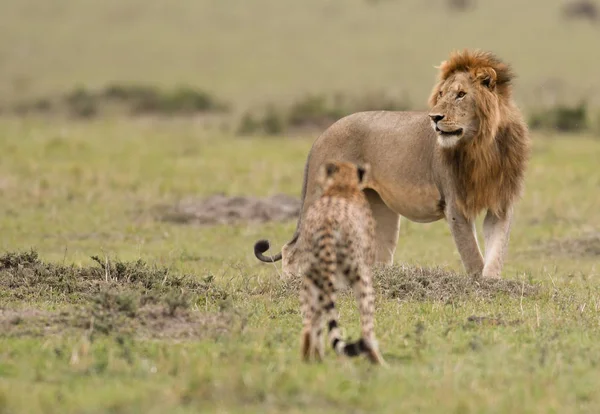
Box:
left=1, top=0, right=599, bottom=133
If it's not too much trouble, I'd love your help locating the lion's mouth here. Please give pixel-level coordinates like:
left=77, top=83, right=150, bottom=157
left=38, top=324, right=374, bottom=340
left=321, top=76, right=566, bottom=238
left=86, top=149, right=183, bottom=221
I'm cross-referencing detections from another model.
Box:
left=435, top=126, right=463, bottom=137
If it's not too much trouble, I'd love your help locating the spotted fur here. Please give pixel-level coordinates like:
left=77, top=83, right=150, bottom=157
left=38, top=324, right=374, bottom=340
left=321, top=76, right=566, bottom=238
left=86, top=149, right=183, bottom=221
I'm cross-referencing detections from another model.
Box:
left=298, top=161, right=384, bottom=365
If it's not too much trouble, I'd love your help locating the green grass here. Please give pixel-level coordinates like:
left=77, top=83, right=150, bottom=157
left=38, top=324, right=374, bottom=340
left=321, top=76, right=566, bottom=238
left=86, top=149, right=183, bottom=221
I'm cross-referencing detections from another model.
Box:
left=2, top=0, right=600, bottom=412
left=1, top=117, right=600, bottom=412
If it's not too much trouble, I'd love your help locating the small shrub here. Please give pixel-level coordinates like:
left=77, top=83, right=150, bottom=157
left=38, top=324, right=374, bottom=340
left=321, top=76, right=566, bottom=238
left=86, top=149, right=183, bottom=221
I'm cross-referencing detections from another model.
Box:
left=448, top=0, right=475, bottom=11
left=6, top=84, right=229, bottom=119
left=11, top=98, right=54, bottom=116
left=236, top=106, right=286, bottom=136
left=0, top=249, right=40, bottom=269
left=237, top=91, right=412, bottom=136
left=32, top=98, right=53, bottom=112
left=236, top=112, right=262, bottom=135
left=528, top=102, right=589, bottom=132
left=105, top=84, right=227, bottom=115
left=262, top=105, right=286, bottom=135
left=102, top=84, right=158, bottom=101
left=165, top=87, right=227, bottom=114
left=562, top=0, right=598, bottom=22
left=94, top=291, right=139, bottom=318
left=165, top=292, right=191, bottom=316
left=64, top=87, right=98, bottom=118
left=288, top=94, right=345, bottom=129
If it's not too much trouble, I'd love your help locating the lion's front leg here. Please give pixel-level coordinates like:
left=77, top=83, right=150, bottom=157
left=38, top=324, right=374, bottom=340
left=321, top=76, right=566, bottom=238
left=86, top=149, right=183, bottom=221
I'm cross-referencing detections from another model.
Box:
left=482, top=208, right=513, bottom=279
left=446, top=205, right=484, bottom=276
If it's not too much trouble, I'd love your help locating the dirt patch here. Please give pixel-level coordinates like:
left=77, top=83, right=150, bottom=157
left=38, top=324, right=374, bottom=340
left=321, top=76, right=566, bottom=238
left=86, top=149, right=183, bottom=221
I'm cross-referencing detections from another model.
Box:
left=465, top=315, right=522, bottom=327
left=0, top=306, right=233, bottom=340
left=0, top=308, right=71, bottom=337
left=374, top=264, right=539, bottom=303
left=535, top=233, right=600, bottom=257
left=156, top=194, right=300, bottom=225
left=0, top=250, right=236, bottom=339
left=134, top=306, right=233, bottom=339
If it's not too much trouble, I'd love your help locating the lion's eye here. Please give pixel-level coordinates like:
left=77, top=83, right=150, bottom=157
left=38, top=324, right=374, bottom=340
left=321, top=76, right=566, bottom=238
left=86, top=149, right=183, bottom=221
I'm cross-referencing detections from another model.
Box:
left=457, top=91, right=466, bottom=99
left=438, top=90, right=443, bottom=97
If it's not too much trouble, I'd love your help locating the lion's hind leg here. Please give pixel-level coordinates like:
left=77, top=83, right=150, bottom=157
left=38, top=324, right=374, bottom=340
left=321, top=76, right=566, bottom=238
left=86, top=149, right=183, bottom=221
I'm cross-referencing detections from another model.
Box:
left=363, top=189, right=400, bottom=265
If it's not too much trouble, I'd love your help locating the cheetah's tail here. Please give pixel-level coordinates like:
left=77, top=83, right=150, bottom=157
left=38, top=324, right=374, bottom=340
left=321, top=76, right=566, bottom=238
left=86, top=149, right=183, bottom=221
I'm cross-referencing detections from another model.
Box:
left=328, top=319, right=367, bottom=358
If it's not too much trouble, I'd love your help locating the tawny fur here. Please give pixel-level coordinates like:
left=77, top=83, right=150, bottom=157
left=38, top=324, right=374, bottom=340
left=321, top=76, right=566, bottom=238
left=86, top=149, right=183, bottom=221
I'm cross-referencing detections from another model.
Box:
left=254, top=49, right=531, bottom=279
left=428, top=49, right=530, bottom=219
left=298, top=161, right=384, bottom=365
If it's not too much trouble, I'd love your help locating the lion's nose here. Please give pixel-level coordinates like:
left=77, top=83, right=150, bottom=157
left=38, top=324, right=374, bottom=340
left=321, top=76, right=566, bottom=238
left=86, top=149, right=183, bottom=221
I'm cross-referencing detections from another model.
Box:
left=429, top=114, right=445, bottom=123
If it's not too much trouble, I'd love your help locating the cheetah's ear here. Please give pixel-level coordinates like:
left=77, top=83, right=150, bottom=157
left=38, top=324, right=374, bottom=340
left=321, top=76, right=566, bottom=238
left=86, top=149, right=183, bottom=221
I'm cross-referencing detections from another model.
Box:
left=325, top=162, right=338, bottom=177
left=356, top=163, right=370, bottom=186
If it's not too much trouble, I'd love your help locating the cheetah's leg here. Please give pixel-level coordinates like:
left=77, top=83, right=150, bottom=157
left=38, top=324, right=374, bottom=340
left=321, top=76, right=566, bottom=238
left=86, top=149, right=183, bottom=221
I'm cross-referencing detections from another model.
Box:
left=304, top=266, right=327, bottom=362
left=351, top=263, right=385, bottom=365
left=320, top=274, right=347, bottom=358
left=300, top=278, right=313, bottom=362
left=310, top=304, right=325, bottom=362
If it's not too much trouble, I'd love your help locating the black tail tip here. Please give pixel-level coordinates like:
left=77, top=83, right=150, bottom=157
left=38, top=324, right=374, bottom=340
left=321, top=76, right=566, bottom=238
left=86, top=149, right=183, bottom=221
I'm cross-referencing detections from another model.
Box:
left=344, top=338, right=367, bottom=357
left=254, top=239, right=271, bottom=254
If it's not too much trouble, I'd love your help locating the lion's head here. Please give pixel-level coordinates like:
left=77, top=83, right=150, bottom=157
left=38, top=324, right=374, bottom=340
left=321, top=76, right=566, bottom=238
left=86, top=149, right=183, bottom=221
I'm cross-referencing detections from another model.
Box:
left=428, top=49, right=515, bottom=149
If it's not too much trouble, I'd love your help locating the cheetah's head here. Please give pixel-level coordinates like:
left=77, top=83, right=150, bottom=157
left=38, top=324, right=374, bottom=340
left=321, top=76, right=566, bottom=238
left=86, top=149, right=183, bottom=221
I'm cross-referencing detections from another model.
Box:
left=317, top=160, right=370, bottom=191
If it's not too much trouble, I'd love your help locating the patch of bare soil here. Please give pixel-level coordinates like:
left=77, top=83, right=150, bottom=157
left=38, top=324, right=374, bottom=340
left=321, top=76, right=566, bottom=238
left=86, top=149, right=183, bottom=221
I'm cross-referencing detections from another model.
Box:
left=0, top=306, right=234, bottom=340
left=374, top=264, right=539, bottom=303
left=536, top=232, right=600, bottom=257
left=0, top=308, right=68, bottom=337
left=135, top=306, right=233, bottom=339
left=0, top=250, right=236, bottom=339
left=465, top=315, right=522, bottom=327
left=157, top=194, right=300, bottom=225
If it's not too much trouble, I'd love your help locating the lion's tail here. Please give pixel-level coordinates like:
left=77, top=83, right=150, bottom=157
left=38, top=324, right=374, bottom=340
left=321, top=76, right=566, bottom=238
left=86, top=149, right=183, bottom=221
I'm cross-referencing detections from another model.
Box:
left=254, top=136, right=314, bottom=264
left=253, top=239, right=283, bottom=262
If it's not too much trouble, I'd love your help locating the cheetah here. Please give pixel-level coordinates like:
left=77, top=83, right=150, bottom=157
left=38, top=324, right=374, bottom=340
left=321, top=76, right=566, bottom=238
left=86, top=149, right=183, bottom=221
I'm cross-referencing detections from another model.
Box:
left=297, top=160, right=385, bottom=365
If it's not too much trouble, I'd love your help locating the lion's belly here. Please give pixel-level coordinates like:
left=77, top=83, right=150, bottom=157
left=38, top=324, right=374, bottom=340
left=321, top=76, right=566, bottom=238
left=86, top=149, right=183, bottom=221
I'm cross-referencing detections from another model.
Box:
left=374, top=182, right=444, bottom=223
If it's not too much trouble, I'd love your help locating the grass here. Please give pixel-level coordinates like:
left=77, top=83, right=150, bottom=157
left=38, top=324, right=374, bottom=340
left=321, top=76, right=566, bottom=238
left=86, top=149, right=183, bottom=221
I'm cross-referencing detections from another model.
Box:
left=0, top=117, right=600, bottom=412
left=1, top=0, right=600, bottom=411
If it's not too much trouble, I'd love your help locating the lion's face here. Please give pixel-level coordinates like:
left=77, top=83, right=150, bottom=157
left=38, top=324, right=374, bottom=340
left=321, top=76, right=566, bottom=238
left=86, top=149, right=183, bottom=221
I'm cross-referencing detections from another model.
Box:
left=428, top=69, right=501, bottom=149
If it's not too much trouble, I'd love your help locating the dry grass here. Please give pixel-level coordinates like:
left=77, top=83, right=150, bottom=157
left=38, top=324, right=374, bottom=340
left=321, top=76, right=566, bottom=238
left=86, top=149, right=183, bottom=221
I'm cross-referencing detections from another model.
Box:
left=0, top=251, right=235, bottom=340
left=374, top=264, right=539, bottom=302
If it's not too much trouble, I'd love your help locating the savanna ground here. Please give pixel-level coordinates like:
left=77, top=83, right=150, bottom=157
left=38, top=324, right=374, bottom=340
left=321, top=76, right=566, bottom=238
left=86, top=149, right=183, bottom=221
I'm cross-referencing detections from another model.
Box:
left=1, top=0, right=600, bottom=413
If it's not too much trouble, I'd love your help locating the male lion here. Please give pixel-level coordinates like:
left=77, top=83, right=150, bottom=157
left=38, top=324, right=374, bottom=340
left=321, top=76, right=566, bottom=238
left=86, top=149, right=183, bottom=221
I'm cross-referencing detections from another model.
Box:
left=254, top=49, right=530, bottom=279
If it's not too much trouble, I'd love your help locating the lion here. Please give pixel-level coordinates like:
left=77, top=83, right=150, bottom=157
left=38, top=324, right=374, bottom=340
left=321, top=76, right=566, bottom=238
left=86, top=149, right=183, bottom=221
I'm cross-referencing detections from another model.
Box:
left=254, top=49, right=530, bottom=279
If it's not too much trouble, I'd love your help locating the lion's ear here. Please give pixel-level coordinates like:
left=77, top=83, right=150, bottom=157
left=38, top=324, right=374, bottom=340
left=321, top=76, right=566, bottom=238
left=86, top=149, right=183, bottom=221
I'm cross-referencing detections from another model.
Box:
left=475, top=67, right=497, bottom=90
